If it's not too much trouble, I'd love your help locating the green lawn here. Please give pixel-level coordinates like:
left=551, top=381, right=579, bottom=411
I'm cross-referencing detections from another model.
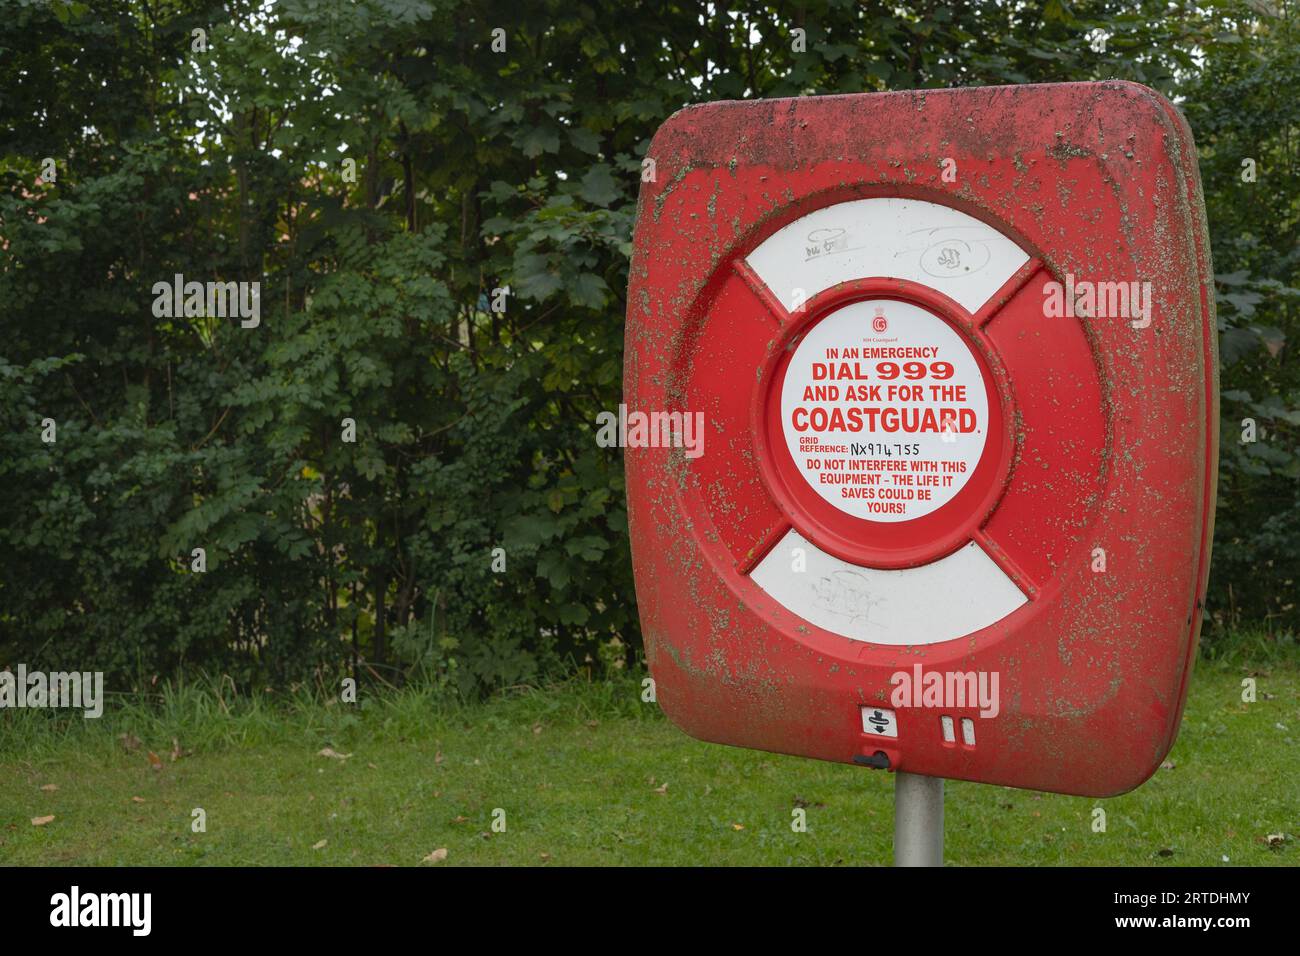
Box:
left=1, top=659, right=1296, bottom=866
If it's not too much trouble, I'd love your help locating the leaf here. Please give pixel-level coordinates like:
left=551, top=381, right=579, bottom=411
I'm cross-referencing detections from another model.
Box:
left=564, top=535, right=608, bottom=561
left=558, top=603, right=589, bottom=626
left=1222, top=290, right=1262, bottom=316
left=536, top=549, right=573, bottom=590
left=513, top=254, right=564, bottom=301
left=485, top=180, right=518, bottom=202
left=32, top=816, right=55, bottom=826
left=566, top=272, right=610, bottom=309
left=147, top=751, right=163, bottom=771
left=312, top=839, right=328, bottom=850
left=517, top=126, right=560, bottom=158
left=422, top=847, right=449, bottom=863
left=131, top=796, right=146, bottom=803
left=568, top=127, right=601, bottom=155
left=503, top=512, right=560, bottom=549
left=40, top=784, right=58, bottom=792
left=578, top=164, right=620, bottom=206
left=1220, top=327, right=1259, bottom=366
left=317, top=747, right=352, bottom=760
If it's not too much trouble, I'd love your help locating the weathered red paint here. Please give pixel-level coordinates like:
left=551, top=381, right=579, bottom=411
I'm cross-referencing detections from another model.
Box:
left=623, top=82, right=1218, bottom=797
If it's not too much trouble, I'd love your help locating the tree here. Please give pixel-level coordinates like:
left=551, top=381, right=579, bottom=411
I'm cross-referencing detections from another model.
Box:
left=1, top=0, right=1295, bottom=692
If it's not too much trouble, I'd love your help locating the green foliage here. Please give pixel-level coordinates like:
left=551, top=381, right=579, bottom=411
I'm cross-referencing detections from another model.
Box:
left=1182, top=11, right=1300, bottom=634
left=1, top=1, right=1297, bottom=690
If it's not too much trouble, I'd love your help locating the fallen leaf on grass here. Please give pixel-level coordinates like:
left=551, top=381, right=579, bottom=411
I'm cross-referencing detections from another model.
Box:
left=39, top=784, right=58, bottom=792
left=32, top=816, right=55, bottom=826
left=1264, top=832, right=1286, bottom=848
left=312, top=840, right=328, bottom=850
left=452, top=815, right=469, bottom=824
left=170, top=738, right=182, bottom=762
left=147, top=751, right=163, bottom=771
left=653, top=782, right=668, bottom=795
left=532, top=723, right=543, bottom=735
left=1160, top=760, right=1176, bottom=770
left=130, top=796, right=146, bottom=804
left=317, top=747, right=352, bottom=760
left=539, top=852, right=552, bottom=862
left=732, top=823, right=745, bottom=831
left=422, top=848, right=448, bottom=863
left=434, top=751, right=445, bottom=765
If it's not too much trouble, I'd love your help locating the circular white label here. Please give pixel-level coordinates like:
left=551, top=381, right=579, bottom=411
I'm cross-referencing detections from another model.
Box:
left=780, top=299, right=989, bottom=522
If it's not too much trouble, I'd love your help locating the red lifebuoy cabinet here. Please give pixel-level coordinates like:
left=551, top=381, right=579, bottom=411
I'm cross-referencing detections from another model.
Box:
left=624, top=82, right=1217, bottom=797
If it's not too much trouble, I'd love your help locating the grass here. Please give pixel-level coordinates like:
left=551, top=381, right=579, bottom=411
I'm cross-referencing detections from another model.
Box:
left=1, top=650, right=1297, bottom=866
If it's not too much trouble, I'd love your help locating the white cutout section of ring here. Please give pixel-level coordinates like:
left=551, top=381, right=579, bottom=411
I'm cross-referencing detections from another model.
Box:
left=753, top=530, right=1026, bottom=645
left=745, top=197, right=1029, bottom=313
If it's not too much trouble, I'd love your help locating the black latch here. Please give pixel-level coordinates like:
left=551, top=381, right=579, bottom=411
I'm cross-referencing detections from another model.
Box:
left=853, top=751, right=891, bottom=770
